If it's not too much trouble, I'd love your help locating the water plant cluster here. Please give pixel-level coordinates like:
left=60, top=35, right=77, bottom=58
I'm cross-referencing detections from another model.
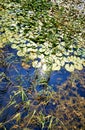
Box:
left=0, top=0, right=85, bottom=72
left=0, top=0, right=85, bottom=130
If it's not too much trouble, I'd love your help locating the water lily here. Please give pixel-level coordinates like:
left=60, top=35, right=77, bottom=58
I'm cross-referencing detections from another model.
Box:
left=42, top=64, right=47, bottom=72
left=1, top=0, right=85, bottom=72
left=52, top=63, right=61, bottom=71
left=60, top=60, right=65, bottom=66
left=32, top=61, right=41, bottom=68
left=19, top=44, right=27, bottom=48
left=44, top=50, right=50, bottom=55
left=38, top=54, right=44, bottom=59
left=17, top=51, right=25, bottom=56
left=30, top=52, right=37, bottom=60
left=11, top=44, right=18, bottom=49
left=55, top=59, right=61, bottom=65
left=83, top=60, right=85, bottom=66
left=23, top=47, right=27, bottom=53
left=0, top=42, right=3, bottom=48
left=56, top=52, right=62, bottom=56
left=65, top=64, right=74, bottom=72
left=39, top=48, right=45, bottom=52
left=74, top=63, right=83, bottom=70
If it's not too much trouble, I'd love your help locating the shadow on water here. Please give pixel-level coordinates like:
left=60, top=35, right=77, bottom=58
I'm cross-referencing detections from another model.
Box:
left=0, top=45, right=85, bottom=130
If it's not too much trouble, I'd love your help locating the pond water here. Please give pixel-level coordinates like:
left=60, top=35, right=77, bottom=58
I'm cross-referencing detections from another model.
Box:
left=0, top=0, right=85, bottom=129
left=0, top=45, right=85, bottom=130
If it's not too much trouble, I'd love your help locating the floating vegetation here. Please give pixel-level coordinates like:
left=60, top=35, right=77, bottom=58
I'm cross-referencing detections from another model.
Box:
left=0, top=0, right=85, bottom=72
left=0, top=0, right=85, bottom=130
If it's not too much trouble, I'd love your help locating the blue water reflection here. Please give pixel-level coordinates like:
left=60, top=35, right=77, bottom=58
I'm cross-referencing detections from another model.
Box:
left=48, top=69, right=70, bottom=91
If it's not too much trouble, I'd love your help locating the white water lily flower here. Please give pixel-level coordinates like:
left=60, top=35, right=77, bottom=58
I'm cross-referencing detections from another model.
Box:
left=65, top=64, right=74, bottom=72
left=52, top=63, right=61, bottom=71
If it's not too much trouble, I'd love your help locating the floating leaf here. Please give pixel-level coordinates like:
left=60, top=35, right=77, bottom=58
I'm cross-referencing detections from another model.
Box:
left=30, top=52, right=37, bottom=60
left=65, top=64, right=74, bottom=72
left=52, top=63, right=61, bottom=71
left=32, top=61, right=41, bottom=68
left=0, top=42, right=3, bottom=48
left=39, top=48, right=45, bottom=52
left=17, top=51, right=25, bottom=56
left=55, top=59, right=61, bottom=65
left=1, top=0, right=84, bottom=72
left=83, top=60, right=85, bottom=66
left=23, top=47, right=27, bottom=53
left=61, top=60, right=65, bottom=66
left=42, top=64, right=47, bottom=72
left=11, top=44, right=18, bottom=49
left=74, top=64, right=83, bottom=70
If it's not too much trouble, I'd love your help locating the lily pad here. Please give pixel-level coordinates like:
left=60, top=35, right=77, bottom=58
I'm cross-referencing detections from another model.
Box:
left=11, top=44, right=18, bottom=49
left=52, top=63, right=61, bottom=71
left=65, top=64, right=74, bottom=72
left=17, top=51, right=25, bottom=57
